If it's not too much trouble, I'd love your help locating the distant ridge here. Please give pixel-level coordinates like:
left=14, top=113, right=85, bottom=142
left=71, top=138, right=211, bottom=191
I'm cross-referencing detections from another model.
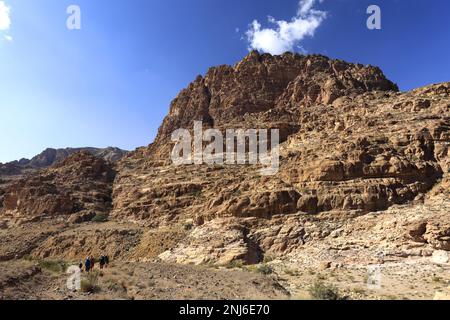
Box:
left=0, top=147, right=128, bottom=175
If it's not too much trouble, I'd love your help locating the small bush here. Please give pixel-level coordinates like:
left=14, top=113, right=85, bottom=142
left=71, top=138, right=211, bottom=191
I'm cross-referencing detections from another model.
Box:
left=92, top=213, right=109, bottom=223
left=309, top=280, right=346, bottom=300
left=257, top=264, right=273, bottom=275
left=232, top=189, right=242, bottom=196
left=284, top=268, right=300, bottom=276
left=80, top=271, right=100, bottom=293
left=226, top=260, right=244, bottom=269
left=263, top=255, right=275, bottom=263
left=192, top=190, right=202, bottom=198
left=352, top=287, right=366, bottom=295
left=22, top=254, right=34, bottom=261
left=38, top=260, right=67, bottom=273
left=183, top=222, right=194, bottom=231
left=317, top=273, right=327, bottom=281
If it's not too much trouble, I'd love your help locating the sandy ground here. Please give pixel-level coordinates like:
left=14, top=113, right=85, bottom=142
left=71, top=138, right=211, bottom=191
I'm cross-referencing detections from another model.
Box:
left=271, top=259, right=450, bottom=300
left=0, top=259, right=289, bottom=300
left=0, top=217, right=449, bottom=300
left=1, top=256, right=448, bottom=300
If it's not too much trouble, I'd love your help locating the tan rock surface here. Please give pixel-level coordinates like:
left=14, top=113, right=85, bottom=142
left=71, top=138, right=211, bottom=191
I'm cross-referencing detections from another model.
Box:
left=0, top=151, right=115, bottom=221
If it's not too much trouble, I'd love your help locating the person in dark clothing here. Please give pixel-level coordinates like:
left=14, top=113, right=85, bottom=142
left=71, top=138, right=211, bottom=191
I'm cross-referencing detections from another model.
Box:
left=99, top=256, right=105, bottom=269
left=85, top=257, right=91, bottom=273
left=79, top=261, right=83, bottom=272
left=104, top=255, right=109, bottom=268
left=90, top=256, right=95, bottom=270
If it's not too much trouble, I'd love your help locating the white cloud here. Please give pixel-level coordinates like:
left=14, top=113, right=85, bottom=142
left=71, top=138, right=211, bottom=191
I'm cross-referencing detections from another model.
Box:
left=0, top=1, right=11, bottom=31
left=245, top=0, right=326, bottom=55
left=4, top=34, right=12, bottom=41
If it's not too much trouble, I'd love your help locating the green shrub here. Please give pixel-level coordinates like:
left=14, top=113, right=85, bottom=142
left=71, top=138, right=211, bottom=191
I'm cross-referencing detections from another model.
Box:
left=257, top=264, right=273, bottom=275
left=22, top=254, right=33, bottom=261
left=309, top=280, right=346, bottom=300
left=92, top=213, right=109, bottom=223
left=226, top=260, right=245, bottom=269
left=284, top=268, right=300, bottom=276
left=263, top=255, right=275, bottom=263
left=352, top=287, right=366, bottom=295
left=38, top=260, right=67, bottom=273
left=183, top=222, right=194, bottom=231
left=308, top=269, right=316, bottom=275
left=80, top=271, right=100, bottom=293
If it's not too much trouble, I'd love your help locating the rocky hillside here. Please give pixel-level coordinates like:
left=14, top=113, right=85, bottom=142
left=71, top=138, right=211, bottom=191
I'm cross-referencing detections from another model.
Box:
left=0, top=147, right=127, bottom=176
left=0, top=152, right=115, bottom=225
left=113, top=51, right=449, bottom=265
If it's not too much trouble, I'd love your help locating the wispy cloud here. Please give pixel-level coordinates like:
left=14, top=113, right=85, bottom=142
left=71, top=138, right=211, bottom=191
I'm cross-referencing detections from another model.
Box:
left=0, top=1, right=12, bottom=42
left=0, top=1, right=11, bottom=30
left=245, top=0, right=326, bottom=55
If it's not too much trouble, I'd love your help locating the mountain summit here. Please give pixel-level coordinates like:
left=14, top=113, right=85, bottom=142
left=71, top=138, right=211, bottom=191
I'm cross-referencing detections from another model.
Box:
left=148, top=51, right=398, bottom=159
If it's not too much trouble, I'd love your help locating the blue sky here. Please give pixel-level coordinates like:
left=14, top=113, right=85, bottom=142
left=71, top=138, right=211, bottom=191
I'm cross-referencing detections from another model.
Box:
left=0, top=0, right=449, bottom=163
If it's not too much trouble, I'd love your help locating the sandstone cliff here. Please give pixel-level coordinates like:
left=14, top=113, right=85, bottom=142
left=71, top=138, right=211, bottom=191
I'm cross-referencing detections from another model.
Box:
left=107, top=52, right=449, bottom=267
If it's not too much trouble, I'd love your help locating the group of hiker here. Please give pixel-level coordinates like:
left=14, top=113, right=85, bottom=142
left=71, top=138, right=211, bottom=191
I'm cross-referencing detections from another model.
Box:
left=79, top=255, right=109, bottom=272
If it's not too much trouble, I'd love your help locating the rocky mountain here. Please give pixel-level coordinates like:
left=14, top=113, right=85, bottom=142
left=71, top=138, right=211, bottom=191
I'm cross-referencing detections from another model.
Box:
left=111, top=52, right=449, bottom=267
left=0, top=52, right=449, bottom=300
left=0, top=147, right=127, bottom=175
left=0, top=152, right=116, bottom=225
left=146, top=51, right=398, bottom=160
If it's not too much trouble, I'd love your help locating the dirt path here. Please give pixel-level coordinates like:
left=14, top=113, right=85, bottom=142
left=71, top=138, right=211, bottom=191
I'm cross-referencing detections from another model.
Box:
left=0, top=260, right=289, bottom=300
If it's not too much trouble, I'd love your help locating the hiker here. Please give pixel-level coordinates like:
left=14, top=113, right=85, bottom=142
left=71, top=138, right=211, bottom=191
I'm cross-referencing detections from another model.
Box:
left=85, top=257, right=91, bottom=273
left=99, top=255, right=105, bottom=269
left=90, top=256, right=95, bottom=270
left=104, top=255, right=109, bottom=268
left=79, top=261, right=83, bottom=272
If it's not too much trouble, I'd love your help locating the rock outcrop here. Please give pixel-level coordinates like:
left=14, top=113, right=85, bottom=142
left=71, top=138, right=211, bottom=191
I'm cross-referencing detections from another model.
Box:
left=143, top=52, right=398, bottom=160
left=0, top=152, right=115, bottom=222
